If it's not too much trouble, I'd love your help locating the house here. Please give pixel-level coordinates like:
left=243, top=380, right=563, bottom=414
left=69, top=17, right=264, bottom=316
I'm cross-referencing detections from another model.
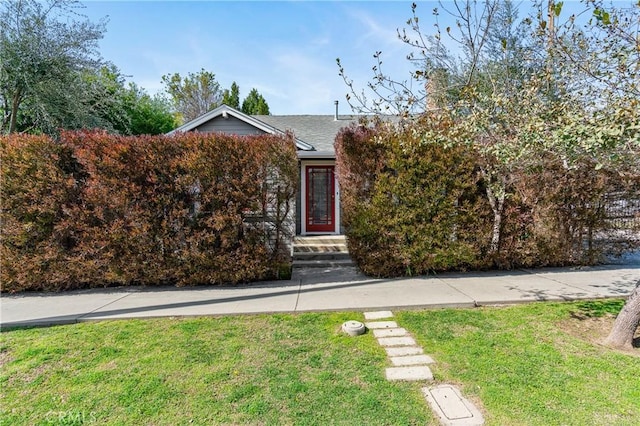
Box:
left=168, top=102, right=360, bottom=236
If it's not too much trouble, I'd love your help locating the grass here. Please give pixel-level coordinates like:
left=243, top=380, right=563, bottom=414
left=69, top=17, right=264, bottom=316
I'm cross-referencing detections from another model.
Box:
left=2, top=301, right=639, bottom=425
left=1, top=313, right=432, bottom=425
left=398, top=300, right=640, bottom=425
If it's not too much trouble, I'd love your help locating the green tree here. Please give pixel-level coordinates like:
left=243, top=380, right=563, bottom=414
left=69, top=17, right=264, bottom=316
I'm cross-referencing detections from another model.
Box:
left=129, top=92, right=176, bottom=135
left=81, top=65, right=131, bottom=134
left=0, top=0, right=106, bottom=134
left=123, top=85, right=176, bottom=135
left=222, top=82, right=240, bottom=109
left=161, top=69, right=222, bottom=124
left=241, top=88, right=270, bottom=115
left=81, top=65, right=176, bottom=135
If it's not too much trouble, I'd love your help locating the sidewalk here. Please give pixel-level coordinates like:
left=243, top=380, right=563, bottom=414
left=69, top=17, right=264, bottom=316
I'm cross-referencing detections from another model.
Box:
left=2, top=261, right=638, bottom=329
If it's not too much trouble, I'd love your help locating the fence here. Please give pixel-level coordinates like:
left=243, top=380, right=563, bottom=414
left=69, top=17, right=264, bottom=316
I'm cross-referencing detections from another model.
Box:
left=604, top=192, right=640, bottom=231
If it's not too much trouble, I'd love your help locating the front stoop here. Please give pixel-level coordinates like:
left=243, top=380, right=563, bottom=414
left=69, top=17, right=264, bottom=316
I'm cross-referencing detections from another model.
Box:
left=292, top=235, right=354, bottom=268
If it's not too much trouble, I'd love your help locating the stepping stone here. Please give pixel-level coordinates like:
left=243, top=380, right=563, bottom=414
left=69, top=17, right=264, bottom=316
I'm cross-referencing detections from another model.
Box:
left=373, top=328, right=408, bottom=338
left=377, top=336, right=417, bottom=347
left=390, top=354, right=435, bottom=366
left=364, top=321, right=398, bottom=329
left=385, top=346, right=424, bottom=357
left=386, top=366, right=433, bottom=381
left=364, top=311, right=394, bottom=320
left=422, top=385, right=484, bottom=425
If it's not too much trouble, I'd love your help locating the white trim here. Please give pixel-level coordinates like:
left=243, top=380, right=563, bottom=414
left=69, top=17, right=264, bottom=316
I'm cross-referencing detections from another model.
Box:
left=298, top=150, right=335, bottom=159
left=167, top=105, right=315, bottom=151
left=300, top=160, right=340, bottom=236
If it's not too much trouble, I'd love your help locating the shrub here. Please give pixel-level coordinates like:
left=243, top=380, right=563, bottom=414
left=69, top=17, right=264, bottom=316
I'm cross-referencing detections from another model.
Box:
left=336, top=117, right=639, bottom=277
left=1, top=135, right=78, bottom=291
left=336, top=118, right=491, bottom=276
left=498, top=155, right=639, bottom=268
left=1, top=131, right=297, bottom=292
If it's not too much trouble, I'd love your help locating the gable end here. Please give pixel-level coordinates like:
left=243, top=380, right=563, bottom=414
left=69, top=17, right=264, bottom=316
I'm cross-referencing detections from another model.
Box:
left=193, top=114, right=267, bottom=136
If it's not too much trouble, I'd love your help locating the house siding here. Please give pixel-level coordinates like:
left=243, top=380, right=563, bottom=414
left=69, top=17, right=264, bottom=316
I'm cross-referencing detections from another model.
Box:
left=193, top=115, right=268, bottom=135
left=296, top=162, right=302, bottom=235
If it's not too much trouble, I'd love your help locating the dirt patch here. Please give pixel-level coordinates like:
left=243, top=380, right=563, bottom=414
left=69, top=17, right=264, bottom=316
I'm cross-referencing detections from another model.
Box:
left=97, top=360, right=118, bottom=371
left=557, top=314, right=640, bottom=356
left=0, top=349, right=13, bottom=369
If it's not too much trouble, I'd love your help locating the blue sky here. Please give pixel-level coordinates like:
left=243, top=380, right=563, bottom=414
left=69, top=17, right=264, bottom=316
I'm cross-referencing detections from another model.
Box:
left=80, top=1, right=441, bottom=114
left=81, top=1, right=592, bottom=115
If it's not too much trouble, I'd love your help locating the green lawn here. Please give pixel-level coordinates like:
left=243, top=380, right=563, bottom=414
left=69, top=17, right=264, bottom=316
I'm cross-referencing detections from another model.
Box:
left=1, top=313, right=433, bottom=425
left=398, top=300, right=640, bottom=426
left=1, top=302, right=638, bottom=425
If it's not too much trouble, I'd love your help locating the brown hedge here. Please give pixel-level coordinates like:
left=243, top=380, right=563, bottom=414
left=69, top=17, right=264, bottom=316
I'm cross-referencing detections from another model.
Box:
left=336, top=120, right=491, bottom=276
left=336, top=119, right=639, bottom=277
left=1, top=131, right=298, bottom=292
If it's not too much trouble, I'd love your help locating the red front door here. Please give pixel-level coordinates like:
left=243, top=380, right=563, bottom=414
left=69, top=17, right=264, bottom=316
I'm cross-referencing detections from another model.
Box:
left=306, top=166, right=335, bottom=233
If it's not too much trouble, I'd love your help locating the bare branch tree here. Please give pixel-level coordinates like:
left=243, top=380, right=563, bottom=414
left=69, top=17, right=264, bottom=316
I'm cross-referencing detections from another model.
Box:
left=337, top=1, right=500, bottom=116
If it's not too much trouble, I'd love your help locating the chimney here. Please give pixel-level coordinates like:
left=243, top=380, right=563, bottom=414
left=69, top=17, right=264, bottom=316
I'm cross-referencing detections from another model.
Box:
left=334, top=100, right=339, bottom=121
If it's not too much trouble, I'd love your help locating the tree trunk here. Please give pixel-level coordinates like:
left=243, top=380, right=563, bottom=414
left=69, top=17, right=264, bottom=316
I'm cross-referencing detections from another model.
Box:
left=484, top=174, right=506, bottom=254
left=9, top=89, right=23, bottom=134
left=603, top=280, right=640, bottom=350
left=489, top=194, right=505, bottom=254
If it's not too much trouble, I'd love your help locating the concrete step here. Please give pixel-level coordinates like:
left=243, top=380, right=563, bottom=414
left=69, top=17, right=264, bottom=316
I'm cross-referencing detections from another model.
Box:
left=293, top=235, right=347, bottom=244
left=292, top=252, right=352, bottom=261
left=293, top=245, right=348, bottom=253
left=292, top=259, right=355, bottom=268
left=292, top=235, right=353, bottom=268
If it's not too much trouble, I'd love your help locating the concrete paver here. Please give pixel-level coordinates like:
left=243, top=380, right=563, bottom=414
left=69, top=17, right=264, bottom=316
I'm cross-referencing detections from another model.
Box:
left=385, top=366, right=433, bottom=381
left=364, top=311, right=394, bottom=320
left=385, top=346, right=424, bottom=356
left=364, top=320, right=398, bottom=329
left=369, top=309, right=475, bottom=423
left=377, top=336, right=417, bottom=347
left=372, top=328, right=408, bottom=338
left=390, top=354, right=435, bottom=366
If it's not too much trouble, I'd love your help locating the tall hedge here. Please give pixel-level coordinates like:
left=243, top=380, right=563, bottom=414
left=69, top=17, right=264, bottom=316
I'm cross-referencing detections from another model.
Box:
left=336, top=119, right=639, bottom=277
left=1, top=135, right=78, bottom=290
left=336, top=119, right=491, bottom=276
left=1, top=131, right=298, bottom=292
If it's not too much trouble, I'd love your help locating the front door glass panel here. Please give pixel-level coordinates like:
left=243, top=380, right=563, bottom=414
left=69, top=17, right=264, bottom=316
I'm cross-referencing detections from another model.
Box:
left=306, top=166, right=335, bottom=232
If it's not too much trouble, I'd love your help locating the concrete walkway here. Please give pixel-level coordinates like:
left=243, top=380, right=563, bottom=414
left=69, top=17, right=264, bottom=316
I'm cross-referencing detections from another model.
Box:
left=2, top=261, right=638, bottom=329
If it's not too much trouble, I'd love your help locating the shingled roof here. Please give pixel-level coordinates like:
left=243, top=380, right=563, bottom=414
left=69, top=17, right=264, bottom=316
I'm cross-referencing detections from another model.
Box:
left=167, top=104, right=400, bottom=157
left=254, top=115, right=360, bottom=153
